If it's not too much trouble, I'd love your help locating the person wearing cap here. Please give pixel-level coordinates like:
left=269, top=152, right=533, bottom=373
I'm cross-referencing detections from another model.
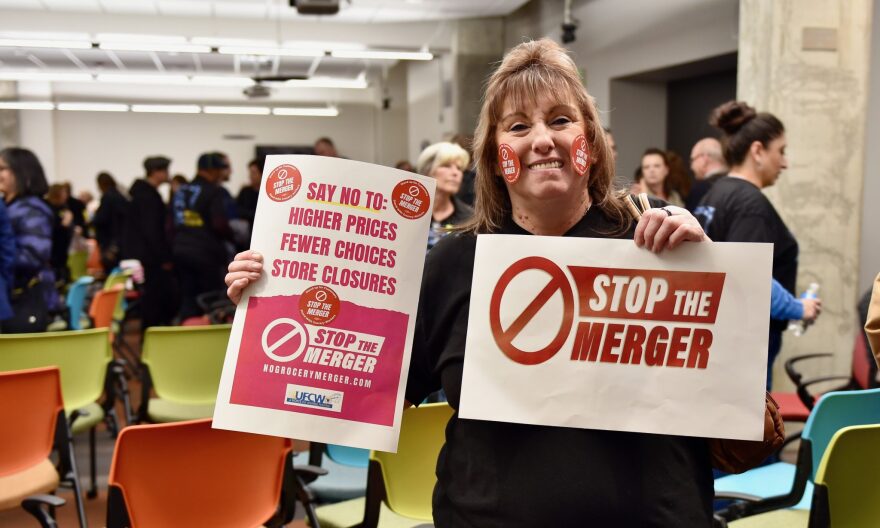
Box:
left=172, top=152, right=234, bottom=320
left=123, top=156, right=177, bottom=327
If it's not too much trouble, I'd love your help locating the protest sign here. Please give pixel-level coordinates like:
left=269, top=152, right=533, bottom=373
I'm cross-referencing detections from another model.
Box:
left=459, top=235, right=771, bottom=441
left=213, top=156, right=435, bottom=451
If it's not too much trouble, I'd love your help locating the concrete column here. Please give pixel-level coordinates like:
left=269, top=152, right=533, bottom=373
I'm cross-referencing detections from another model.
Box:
left=0, top=81, right=19, bottom=149
left=738, top=0, right=874, bottom=387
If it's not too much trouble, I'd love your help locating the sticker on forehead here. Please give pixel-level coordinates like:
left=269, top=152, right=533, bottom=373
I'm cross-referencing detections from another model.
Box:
left=498, top=144, right=521, bottom=183
left=571, top=135, right=590, bottom=176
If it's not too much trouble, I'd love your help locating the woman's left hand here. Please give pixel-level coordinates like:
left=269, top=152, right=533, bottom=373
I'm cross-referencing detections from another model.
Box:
left=634, top=206, right=709, bottom=253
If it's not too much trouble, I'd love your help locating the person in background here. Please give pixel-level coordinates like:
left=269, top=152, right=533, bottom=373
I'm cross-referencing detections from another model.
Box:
left=866, top=273, right=880, bottom=365
left=172, top=152, right=233, bottom=320
left=45, top=183, right=74, bottom=286
left=640, top=148, right=685, bottom=206
left=665, top=150, right=691, bottom=205
left=170, top=174, right=188, bottom=202
left=686, top=137, right=728, bottom=212
left=0, top=200, right=15, bottom=326
left=61, top=182, right=87, bottom=232
left=236, top=158, right=263, bottom=238
left=629, top=166, right=644, bottom=195
left=394, top=160, right=415, bottom=172
left=314, top=137, right=340, bottom=157
left=0, top=147, right=59, bottom=332
left=603, top=127, right=618, bottom=163
left=92, top=171, right=128, bottom=273
left=416, top=142, right=473, bottom=251
left=449, top=134, right=477, bottom=206
left=76, top=190, right=97, bottom=220
left=694, top=100, right=819, bottom=389
left=123, top=156, right=177, bottom=328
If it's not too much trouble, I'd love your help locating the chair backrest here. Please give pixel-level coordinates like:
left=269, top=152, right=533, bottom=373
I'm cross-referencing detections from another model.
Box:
left=813, top=424, right=880, bottom=527
left=103, top=269, right=132, bottom=321
left=371, top=403, right=453, bottom=520
left=141, top=325, right=232, bottom=404
left=0, top=367, right=63, bottom=477
left=108, top=419, right=290, bottom=527
left=67, top=250, right=89, bottom=282
left=851, top=331, right=875, bottom=389
left=86, top=238, right=102, bottom=275
left=67, top=276, right=95, bottom=330
left=0, top=329, right=111, bottom=413
left=326, top=444, right=369, bottom=468
left=88, top=285, right=123, bottom=329
left=801, top=388, right=880, bottom=480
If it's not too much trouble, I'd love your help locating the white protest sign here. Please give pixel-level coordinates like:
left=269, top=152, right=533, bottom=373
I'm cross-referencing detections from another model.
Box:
left=459, top=235, right=771, bottom=441
left=213, top=155, right=435, bottom=452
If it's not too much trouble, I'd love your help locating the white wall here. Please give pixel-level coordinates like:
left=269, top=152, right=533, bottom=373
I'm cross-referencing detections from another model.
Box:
left=859, top=0, right=880, bottom=293
left=43, top=105, right=381, bottom=196
left=406, top=56, right=456, bottom=164
left=608, top=80, right=668, bottom=183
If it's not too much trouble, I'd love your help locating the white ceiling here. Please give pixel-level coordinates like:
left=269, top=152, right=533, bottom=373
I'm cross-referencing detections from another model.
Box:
left=0, top=0, right=530, bottom=23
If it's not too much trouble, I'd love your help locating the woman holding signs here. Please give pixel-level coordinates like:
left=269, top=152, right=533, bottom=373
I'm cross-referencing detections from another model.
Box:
left=227, top=40, right=774, bottom=526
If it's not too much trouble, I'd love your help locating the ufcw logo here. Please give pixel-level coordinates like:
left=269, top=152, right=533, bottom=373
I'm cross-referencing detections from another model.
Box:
left=284, top=384, right=344, bottom=413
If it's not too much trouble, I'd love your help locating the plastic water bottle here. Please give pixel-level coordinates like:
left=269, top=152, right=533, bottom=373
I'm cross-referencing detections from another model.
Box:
left=788, top=282, right=820, bottom=337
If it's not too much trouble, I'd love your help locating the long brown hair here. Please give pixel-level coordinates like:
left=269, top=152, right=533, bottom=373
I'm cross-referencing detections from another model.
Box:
left=464, top=39, right=631, bottom=234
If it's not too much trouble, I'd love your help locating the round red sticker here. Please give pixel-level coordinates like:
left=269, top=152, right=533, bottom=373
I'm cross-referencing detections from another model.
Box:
left=571, top=135, right=590, bottom=176
left=391, top=179, right=430, bottom=220
left=489, top=257, right=575, bottom=365
left=299, top=285, right=340, bottom=326
left=265, top=164, right=302, bottom=202
left=498, top=144, right=521, bottom=183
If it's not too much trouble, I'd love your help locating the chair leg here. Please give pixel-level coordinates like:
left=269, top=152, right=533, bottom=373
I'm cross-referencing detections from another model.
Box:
left=22, top=495, right=65, bottom=528
left=87, top=427, right=98, bottom=499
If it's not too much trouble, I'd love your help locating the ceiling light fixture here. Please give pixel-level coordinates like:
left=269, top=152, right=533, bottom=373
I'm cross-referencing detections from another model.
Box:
left=0, top=101, right=55, bottom=110
left=0, top=38, right=92, bottom=49
left=272, top=107, right=339, bottom=117
left=218, top=46, right=324, bottom=58
left=96, top=74, right=190, bottom=85
left=131, top=104, right=202, bottom=114
left=99, top=42, right=212, bottom=54
left=203, top=106, right=271, bottom=115
left=0, top=72, right=94, bottom=82
left=57, top=102, right=129, bottom=112
left=330, top=49, right=433, bottom=61
left=190, top=76, right=256, bottom=86
left=282, top=77, right=368, bottom=89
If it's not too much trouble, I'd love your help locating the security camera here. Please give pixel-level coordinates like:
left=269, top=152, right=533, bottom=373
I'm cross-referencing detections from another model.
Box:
left=561, top=22, right=577, bottom=44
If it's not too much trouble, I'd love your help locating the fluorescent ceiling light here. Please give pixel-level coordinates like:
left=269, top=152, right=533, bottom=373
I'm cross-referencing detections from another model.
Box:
left=283, top=40, right=366, bottom=51
left=330, top=50, right=433, bottom=61
left=283, top=77, right=368, bottom=89
left=192, top=37, right=276, bottom=47
left=0, top=38, right=92, bottom=49
left=0, top=101, right=55, bottom=110
left=203, top=106, right=270, bottom=115
left=95, top=33, right=187, bottom=43
left=190, top=76, right=256, bottom=86
left=218, top=46, right=324, bottom=58
left=131, top=104, right=201, bottom=114
left=272, top=107, right=339, bottom=117
left=0, top=72, right=94, bottom=82
left=57, top=103, right=129, bottom=112
left=99, top=42, right=212, bottom=54
left=97, top=74, right=190, bottom=85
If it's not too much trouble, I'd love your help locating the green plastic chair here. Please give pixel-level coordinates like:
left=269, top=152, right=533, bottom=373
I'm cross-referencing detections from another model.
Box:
left=808, top=424, right=880, bottom=528
left=0, top=328, right=116, bottom=499
left=313, top=403, right=454, bottom=528
left=103, top=268, right=132, bottom=323
left=139, top=325, right=232, bottom=423
left=67, top=250, right=88, bottom=282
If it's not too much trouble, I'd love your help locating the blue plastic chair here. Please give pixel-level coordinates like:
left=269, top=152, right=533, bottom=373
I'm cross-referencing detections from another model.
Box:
left=716, top=388, right=880, bottom=518
left=66, top=276, right=95, bottom=330
left=294, top=443, right=370, bottom=503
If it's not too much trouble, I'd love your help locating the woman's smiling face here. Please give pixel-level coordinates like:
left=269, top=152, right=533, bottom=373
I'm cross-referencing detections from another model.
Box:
left=495, top=92, right=588, bottom=205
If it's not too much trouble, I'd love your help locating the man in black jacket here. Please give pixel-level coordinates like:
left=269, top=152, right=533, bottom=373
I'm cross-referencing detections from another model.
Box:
left=92, top=172, right=128, bottom=273
left=123, top=156, right=177, bottom=327
left=172, top=153, right=233, bottom=320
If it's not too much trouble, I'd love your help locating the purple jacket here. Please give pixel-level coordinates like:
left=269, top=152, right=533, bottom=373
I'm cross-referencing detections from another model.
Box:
left=7, top=196, right=60, bottom=311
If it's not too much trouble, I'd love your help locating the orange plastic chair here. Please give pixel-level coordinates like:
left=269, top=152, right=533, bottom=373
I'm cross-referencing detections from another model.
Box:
left=0, top=367, right=86, bottom=527
left=88, top=284, right=124, bottom=330
left=86, top=238, right=103, bottom=277
left=107, top=419, right=294, bottom=528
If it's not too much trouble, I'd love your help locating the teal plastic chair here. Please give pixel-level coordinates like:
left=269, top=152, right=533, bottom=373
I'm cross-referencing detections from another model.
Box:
left=311, top=403, right=454, bottom=528
left=719, top=388, right=880, bottom=524
left=808, top=424, right=880, bottom=527
left=139, top=325, right=231, bottom=423
left=66, top=276, right=95, bottom=330
left=295, top=444, right=370, bottom=503
left=0, top=328, right=119, bottom=500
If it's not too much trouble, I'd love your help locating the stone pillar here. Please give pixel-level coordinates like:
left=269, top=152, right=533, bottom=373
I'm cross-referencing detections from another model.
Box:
left=738, top=0, right=874, bottom=387
left=0, top=81, right=19, bottom=148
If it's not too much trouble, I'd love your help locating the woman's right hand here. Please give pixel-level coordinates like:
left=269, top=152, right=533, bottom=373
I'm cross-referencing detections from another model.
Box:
left=226, top=250, right=264, bottom=305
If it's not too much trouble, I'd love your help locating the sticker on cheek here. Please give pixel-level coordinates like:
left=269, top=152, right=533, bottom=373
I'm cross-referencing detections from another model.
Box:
left=571, top=134, right=591, bottom=176
left=498, top=144, right=521, bottom=183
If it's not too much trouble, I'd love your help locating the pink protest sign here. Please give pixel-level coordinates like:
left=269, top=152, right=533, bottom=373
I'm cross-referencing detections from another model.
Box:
left=213, top=156, right=435, bottom=452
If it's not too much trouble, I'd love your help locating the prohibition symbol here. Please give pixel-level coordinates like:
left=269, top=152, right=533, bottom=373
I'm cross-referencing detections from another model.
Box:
left=489, top=257, right=575, bottom=365
left=391, top=179, right=430, bottom=220
left=261, top=318, right=308, bottom=363
left=265, top=164, right=302, bottom=202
